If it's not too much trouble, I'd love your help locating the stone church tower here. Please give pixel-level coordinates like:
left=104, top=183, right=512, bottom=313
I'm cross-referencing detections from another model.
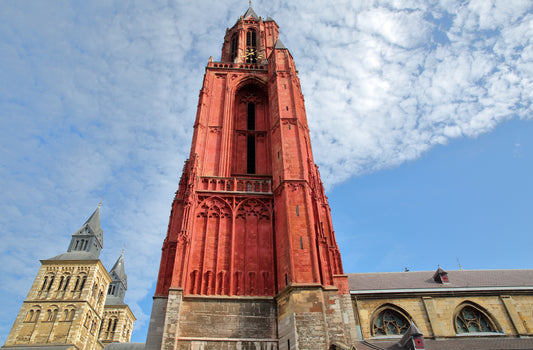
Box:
left=2, top=207, right=135, bottom=350
left=146, top=5, right=356, bottom=350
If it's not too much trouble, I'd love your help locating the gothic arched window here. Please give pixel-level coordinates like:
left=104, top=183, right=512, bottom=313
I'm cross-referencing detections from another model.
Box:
left=230, top=34, right=238, bottom=62
left=372, top=306, right=410, bottom=336
left=245, top=30, right=257, bottom=63
left=246, top=30, right=256, bottom=47
left=455, top=304, right=498, bottom=334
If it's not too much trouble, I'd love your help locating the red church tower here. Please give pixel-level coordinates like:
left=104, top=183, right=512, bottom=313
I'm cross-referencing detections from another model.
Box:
left=146, top=6, right=356, bottom=350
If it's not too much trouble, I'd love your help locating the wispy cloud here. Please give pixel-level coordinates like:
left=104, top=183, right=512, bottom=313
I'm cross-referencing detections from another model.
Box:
left=0, top=0, right=531, bottom=343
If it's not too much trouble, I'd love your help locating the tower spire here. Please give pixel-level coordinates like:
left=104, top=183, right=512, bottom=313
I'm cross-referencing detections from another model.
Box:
left=48, top=206, right=104, bottom=260
left=243, top=2, right=259, bottom=19
left=106, top=251, right=128, bottom=304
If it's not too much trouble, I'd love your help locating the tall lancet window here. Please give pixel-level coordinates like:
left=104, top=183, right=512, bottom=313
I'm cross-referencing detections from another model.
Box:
left=245, top=30, right=257, bottom=63
left=247, top=102, right=256, bottom=174
left=230, top=34, right=238, bottom=62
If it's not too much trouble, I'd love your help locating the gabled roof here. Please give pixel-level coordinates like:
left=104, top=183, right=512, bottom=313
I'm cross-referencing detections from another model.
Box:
left=347, top=269, right=533, bottom=293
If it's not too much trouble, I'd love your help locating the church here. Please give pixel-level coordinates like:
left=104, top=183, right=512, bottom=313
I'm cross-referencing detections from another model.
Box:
left=3, top=5, right=533, bottom=350
left=2, top=206, right=136, bottom=350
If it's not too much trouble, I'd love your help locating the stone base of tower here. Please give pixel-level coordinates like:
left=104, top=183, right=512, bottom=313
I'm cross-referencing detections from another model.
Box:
left=146, top=288, right=278, bottom=350
left=276, top=284, right=357, bottom=350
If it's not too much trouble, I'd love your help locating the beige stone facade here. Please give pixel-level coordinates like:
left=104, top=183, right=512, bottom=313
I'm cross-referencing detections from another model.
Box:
left=353, top=294, right=533, bottom=339
left=100, top=305, right=135, bottom=345
left=2, top=208, right=135, bottom=350
left=4, top=260, right=111, bottom=350
left=348, top=270, right=533, bottom=349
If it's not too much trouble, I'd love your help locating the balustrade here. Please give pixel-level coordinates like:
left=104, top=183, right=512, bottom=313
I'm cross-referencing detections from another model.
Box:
left=198, top=176, right=272, bottom=194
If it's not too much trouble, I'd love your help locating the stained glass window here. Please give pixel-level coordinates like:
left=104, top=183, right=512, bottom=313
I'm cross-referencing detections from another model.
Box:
left=455, top=305, right=497, bottom=333
left=372, top=308, right=410, bottom=336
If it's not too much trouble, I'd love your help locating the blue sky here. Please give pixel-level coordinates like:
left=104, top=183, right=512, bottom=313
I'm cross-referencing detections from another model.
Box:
left=1, top=0, right=532, bottom=345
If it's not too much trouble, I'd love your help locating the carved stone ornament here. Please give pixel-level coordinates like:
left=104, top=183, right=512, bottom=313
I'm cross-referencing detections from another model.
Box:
left=209, top=126, right=222, bottom=134
left=196, top=197, right=232, bottom=219
left=236, top=198, right=271, bottom=220
left=281, top=118, right=297, bottom=126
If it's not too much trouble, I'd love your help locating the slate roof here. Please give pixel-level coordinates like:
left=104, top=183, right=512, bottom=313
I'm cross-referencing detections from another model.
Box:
left=46, top=206, right=105, bottom=261
left=355, top=337, right=533, bottom=350
left=46, top=250, right=100, bottom=261
left=110, top=252, right=127, bottom=289
left=243, top=6, right=259, bottom=20
left=103, top=343, right=145, bottom=350
left=347, top=269, right=533, bottom=293
left=274, top=39, right=286, bottom=49
left=73, top=206, right=104, bottom=247
left=1, top=346, right=75, bottom=350
left=105, top=295, right=126, bottom=306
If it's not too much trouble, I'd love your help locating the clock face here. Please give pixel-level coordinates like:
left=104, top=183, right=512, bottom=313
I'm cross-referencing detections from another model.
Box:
left=241, top=48, right=263, bottom=62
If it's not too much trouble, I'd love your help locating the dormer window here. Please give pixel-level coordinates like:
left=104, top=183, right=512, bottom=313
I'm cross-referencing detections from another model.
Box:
left=433, top=267, right=449, bottom=284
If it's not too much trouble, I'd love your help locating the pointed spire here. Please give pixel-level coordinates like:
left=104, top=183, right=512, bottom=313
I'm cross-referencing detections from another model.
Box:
left=243, top=2, right=259, bottom=20
left=47, top=206, right=104, bottom=261
left=274, top=39, right=286, bottom=49
left=110, top=250, right=128, bottom=289
left=75, top=206, right=104, bottom=248
left=106, top=251, right=128, bottom=305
